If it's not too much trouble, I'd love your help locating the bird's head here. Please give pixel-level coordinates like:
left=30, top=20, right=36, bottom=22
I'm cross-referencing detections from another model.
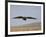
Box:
left=23, top=18, right=26, bottom=21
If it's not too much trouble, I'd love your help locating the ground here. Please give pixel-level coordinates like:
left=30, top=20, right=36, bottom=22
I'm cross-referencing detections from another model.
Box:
left=10, top=22, right=41, bottom=32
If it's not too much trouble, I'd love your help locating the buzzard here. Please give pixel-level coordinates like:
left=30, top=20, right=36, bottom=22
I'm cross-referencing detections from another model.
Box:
left=13, top=16, right=37, bottom=21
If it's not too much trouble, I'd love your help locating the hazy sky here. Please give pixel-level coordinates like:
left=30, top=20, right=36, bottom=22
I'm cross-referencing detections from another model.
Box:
left=10, top=5, right=41, bottom=26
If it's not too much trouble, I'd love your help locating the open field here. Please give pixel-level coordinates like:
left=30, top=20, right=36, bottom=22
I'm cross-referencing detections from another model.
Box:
left=10, top=22, right=41, bottom=32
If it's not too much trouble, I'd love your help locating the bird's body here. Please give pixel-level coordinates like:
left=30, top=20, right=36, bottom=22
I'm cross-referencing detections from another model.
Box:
left=13, top=16, right=36, bottom=21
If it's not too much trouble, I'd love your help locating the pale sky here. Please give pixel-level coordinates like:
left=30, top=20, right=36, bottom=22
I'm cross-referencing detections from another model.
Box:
left=10, top=5, right=41, bottom=26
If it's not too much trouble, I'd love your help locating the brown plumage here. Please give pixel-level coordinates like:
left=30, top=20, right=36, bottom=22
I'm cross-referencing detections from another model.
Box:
left=13, top=16, right=37, bottom=21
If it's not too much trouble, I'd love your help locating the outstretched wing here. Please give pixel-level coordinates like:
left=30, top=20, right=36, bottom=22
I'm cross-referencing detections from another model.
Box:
left=13, top=16, right=23, bottom=19
left=26, top=17, right=36, bottom=19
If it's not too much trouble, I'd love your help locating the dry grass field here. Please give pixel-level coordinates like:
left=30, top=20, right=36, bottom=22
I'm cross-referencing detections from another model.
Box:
left=10, top=22, right=41, bottom=32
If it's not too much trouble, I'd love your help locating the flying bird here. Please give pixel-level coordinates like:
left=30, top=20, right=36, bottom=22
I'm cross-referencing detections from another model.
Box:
left=13, top=16, right=37, bottom=21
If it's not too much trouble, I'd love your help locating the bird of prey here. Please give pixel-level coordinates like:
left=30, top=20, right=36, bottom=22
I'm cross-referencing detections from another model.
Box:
left=13, top=16, right=37, bottom=21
